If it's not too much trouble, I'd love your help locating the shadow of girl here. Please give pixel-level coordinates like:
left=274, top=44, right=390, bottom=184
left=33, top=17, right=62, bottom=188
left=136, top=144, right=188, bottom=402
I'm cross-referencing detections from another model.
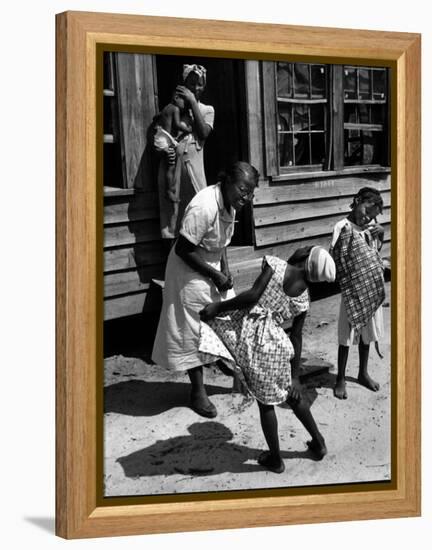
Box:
left=116, top=421, right=314, bottom=479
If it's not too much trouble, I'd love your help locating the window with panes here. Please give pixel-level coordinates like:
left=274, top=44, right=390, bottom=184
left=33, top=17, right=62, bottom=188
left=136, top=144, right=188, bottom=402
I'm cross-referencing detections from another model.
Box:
left=266, top=61, right=390, bottom=176
left=276, top=62, right=328, bottom=170
left=343, top=66, right=388, bottom=166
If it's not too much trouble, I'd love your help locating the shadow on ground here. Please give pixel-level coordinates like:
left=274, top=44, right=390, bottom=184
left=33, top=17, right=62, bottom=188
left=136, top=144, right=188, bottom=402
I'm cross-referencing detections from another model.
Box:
left=116, top=421, right=318, bottom=479
left=104, top=380, right=230, bottom=417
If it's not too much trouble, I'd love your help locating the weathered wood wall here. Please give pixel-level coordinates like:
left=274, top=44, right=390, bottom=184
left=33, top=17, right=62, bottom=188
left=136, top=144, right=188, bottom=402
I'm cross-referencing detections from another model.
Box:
left=103, top=171, right=391, bottom=320
left=103, top=189, right=167, bottom=320
left=230, top=175, right=391, bottom=293
left=103, top=57, right=391, bottom=321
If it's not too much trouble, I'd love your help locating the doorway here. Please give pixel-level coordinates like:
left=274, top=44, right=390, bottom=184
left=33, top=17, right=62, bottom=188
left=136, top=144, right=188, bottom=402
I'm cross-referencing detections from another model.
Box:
left=155, top=55, right=253, bottom=245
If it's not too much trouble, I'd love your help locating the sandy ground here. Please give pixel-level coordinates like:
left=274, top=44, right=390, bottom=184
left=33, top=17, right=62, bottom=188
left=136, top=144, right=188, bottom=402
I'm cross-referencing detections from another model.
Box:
left=104, top=282, right=391, bottom=497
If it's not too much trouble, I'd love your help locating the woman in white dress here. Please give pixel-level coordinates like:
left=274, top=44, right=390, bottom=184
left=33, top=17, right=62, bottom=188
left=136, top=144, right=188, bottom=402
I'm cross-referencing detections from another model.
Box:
left=152, top=161, right=259, bottom=418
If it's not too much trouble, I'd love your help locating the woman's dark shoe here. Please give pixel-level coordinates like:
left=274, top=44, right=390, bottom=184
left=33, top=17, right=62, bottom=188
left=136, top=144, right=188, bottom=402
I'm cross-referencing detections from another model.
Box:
left=190, top=398, right=217, bottom=418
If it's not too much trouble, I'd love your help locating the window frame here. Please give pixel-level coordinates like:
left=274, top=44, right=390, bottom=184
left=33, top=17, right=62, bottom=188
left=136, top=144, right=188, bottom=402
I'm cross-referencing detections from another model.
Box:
left=262, top=61, right=391, bottom=180
left=342, top=65, right=390, bottom=168
left=275, top=61, right=330, bottom=172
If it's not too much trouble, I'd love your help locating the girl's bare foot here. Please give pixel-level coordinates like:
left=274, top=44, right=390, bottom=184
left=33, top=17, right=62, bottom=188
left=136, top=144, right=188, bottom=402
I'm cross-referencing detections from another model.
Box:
left=334, top=378, right=347, bottom=399
left=307, top=438, right=328, bottom=461
left=258, top=451, right=285, bottom=474
left=358, top=372, right=380, bottom=392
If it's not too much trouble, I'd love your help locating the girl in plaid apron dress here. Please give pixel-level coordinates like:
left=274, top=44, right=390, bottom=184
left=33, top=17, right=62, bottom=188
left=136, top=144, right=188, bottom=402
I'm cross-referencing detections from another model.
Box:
left=330, top=187, right=385, bottom=400
left=199, top=247, right=335, bottom=474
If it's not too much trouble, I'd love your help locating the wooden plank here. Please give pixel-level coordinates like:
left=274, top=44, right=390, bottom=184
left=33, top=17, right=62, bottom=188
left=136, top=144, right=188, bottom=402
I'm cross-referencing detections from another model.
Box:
left=245, top=60, right=264, bottom=176
left=104, top=192, right=159, bottom=225
left=344, top=123, right=383, bottom=131
left=229, top=230, right=391, bottom=264
left=254, top=174, right=391, bottom=205
left=104, top=219, right=161, bottom=248
left=104, top=237, right=393, bottom=320
left=104, top=264, right=165, bottom=297
left=230, top=258, right=263, bottom=292
left=255, top=211, right=391, bottom=247
left=271, top=166, right=390, bottom=183
left=380, top=241, right=391, bottom=259
left=277, top=97, right=327, bottom=104
left=332, top=65, right=344, bottom=170
left=104, top=242, right=167, bottom=272
left=104, top=292, right=147, bottom=320
left=254, top=191, right=390, bottom=226
left=227, top=245, right=257, bottom=264
left=55, top=12, right=68, bottom=539
left=231, top=239, right=329, bottom=263
left=230, top=241, right=392, bottom=294
left=261, top=61, right=278, bottom=177
left=115, top=53, right=157, bottom=189
left=103, top=186, right=136, bottom=197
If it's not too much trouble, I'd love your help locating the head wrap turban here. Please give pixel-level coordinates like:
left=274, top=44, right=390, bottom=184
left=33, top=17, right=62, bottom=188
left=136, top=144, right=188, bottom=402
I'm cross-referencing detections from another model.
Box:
left=305, top=246, right=336, bottom=283
left=183, top=64, right=207, bottom=85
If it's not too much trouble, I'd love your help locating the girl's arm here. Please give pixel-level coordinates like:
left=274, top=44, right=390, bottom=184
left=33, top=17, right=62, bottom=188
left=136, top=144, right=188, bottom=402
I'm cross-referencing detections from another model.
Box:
left=200, top=263, right=273, bottom=321
left=289, top=311, right=307, bottom=380
left=175, top=235, right=230, bottom=291
left=172, top=106, right=192, bottom=134
left=175, top=85, right=212, bottom=141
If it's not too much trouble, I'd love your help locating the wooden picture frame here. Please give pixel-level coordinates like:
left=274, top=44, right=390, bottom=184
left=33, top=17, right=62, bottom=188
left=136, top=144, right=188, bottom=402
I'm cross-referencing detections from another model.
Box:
left=56, top=11, right=421, bottom=539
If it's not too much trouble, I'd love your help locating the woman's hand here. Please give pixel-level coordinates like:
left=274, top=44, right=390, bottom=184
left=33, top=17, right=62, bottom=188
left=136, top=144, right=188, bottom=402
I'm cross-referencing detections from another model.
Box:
left=212, top=271, right=233, bottom=292
left=200, top=303, right=220, bottom=322
left=175, top=85, right=196, bottom=106
left=222, top=269, right=234, bottom=289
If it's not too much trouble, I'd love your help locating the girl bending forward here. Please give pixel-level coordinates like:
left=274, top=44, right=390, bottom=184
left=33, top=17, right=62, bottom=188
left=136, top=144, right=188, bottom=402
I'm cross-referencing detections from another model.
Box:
left=199, top=247, right=335, bottom=473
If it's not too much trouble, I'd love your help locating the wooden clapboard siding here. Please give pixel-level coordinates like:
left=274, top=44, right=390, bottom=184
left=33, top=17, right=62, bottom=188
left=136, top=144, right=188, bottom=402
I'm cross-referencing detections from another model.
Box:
left=254, top=174, right=390, bottom=205
left=104, top=264, right=165, bottom=297
left=104, top=219, right=161, bottom=248
left=102, top=49, right=392, bottom=321
left=104, top=192, right=158, bottom=225
left=254, top=190, right=390, bottom=226
left=115, top=53, right=157, bottom=189
left=332, top=65, right=345, bottom=171
left=245, top=61, right=264, bottom=176
left=255, top=209, right=391, bottom=247
left=227, top=235, right=391, bottom=294
left=104, top=242, right=167, bottom=272
left=380, top=241, right=391, bottom=259
left=261, top=62, right=278, bottom=177
left=229, top=258, right=263, bottom=292
left=229, top=230, right=391, bottom=264
left=227, top=246, right=257, bottom=263
left=103, top=189, right=165, bottom=319
left=104, top=292, right=147, bottom=320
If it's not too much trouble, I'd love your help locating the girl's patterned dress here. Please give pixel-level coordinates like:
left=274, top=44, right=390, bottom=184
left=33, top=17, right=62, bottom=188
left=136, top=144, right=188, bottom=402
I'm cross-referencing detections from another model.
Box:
left=199, top=256, right=309, bottom=405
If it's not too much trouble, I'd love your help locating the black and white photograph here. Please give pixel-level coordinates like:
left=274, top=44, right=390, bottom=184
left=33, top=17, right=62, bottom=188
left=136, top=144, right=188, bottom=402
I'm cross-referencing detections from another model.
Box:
left=102, top=52, right=392, bottom=497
